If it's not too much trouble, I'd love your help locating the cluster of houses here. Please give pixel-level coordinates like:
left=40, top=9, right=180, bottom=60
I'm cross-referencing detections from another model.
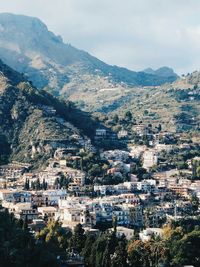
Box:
left=0, top=172, right=196, bottom=238
left=0, top=189, right=142, bottom=231
left=0, top=123, right=200, bottom=244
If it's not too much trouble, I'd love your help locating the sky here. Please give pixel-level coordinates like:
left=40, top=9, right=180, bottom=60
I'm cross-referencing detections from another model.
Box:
left=0, top=0, right=200, bottom=74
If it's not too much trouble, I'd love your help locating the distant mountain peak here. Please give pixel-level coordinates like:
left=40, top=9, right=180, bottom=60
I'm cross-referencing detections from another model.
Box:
left=142, top=68, right=155, bottom=75
left=143, top=66, right=178, bottom=78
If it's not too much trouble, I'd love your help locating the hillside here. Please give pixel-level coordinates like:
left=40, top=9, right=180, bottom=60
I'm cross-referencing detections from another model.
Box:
left=0, top=59, right=98, bottom=166
left=106, top=75, right=200, bottom=133
left=0, top=13, right=178, bottom=101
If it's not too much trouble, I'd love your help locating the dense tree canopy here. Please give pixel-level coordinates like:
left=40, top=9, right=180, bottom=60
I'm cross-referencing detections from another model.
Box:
left=1, top=207, right=200, bottom=267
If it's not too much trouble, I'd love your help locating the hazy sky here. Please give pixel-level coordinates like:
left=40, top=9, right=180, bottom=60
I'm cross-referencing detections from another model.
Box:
left=0, top=0, right=200, bottom=74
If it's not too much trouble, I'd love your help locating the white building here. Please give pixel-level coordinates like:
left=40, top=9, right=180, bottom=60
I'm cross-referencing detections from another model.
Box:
left=43, top=189, right=67, bottom=205
left=2, top=201, right=38, bottom=222
left=143, top=149, right=158, bottom=170
left=110, top=226, right=134, bottom=240
left=38, top=206, right=57, bottom=221
left=139, top=228, right=163, bottom=242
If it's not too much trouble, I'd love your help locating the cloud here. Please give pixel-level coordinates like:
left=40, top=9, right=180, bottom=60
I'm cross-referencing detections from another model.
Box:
left=0, top=0, right=200, bottom=74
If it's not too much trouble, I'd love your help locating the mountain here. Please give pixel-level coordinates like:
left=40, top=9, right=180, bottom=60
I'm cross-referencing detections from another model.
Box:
left=143, top=66, right=178, bottom=79
left=0, top=13, right=178, bottom=103
left=142, top=68, right=155, bottom=75
left=0, top=59, right=98, bottom=167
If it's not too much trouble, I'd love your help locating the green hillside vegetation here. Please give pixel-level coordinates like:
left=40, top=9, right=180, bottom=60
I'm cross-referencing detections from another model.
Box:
left=0, top=60, right=98, bottom=166
left=104, top=85, right=200, bottom=133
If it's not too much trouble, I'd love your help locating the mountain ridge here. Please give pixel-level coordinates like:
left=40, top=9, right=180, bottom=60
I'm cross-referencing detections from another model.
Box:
left=0, top=13, right=178, bottom=98
left=143, top=66, right=178, bottom=78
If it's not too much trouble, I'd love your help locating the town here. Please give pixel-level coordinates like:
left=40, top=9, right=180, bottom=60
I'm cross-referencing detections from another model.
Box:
left=1, top=122, right=200, bottom=244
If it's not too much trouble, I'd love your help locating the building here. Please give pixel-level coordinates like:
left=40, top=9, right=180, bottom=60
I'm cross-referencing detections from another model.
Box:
left=94, top=128, right=118, bottom=144
left=137, top=180, right=156, bottom=193
left=169, top=185, right=190, bottom=198
left=110, top=226, right=134, bottom=240
left=38, top=206, right=57, bottom=222
left=133, top=124, right=148, bottom=136
left=139, top=228, right=163, bottom=242
left=68, top=183, right=80, bottom=193
left=56, top=207, right=96, bottom=230
left=0, top=163, right=26, bottom=180
left=118, top=130, right=128, bottom=139
left=31, top=191, right=46, bottom=207
left=101, top=150, right=129, bottom=162
left=0, top=189, right=15, bottom=201
left=43, top=189, right=67, bottom=206
left=2, top=202, right=38, bottom=222
left=143, top=149, right=158, bottom=170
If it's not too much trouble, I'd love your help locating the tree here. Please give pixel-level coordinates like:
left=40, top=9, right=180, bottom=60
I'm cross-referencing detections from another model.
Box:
left=145, top=240, right=169, bottom=267
left=42, top=178, right=47, bottom=190
left=102, top=164, right=109, bottom=177
left=113, top=114, right=119, bottom=124
left=70, top=223, right=85, bottom=253
left=90, top=233, right=107, bottom=267
left=192, top=159, right=200, bottom=179
left=171, top=230, right=200, bottom=266
left=111, top=234, right=128, bottom=267
left=35, top=178, right=41, bottom=190
left=102, top=233, right=117, bottom=267
left=157, top=124, right=162, bottom=132
left=82, top=233, right=96, bottom=267
left=112, top=215, right=117, bottom=234
left=36, top=220, right=71, bottom=261
left=31, top=181, right=35, bottom=190
left=125, top=111, right=133, bottom=122
left=0, top=208, right=60, bottom=267
left=197, top=166, right=200, bottom=178
left=88, top=164, right=101, bottom=178
left=190, top=194, right=199, bottom=213
left=194, top=84, right=198, bottom=90
left=128, top=240, right=147, bottom=267
left=24, top=178, right=30, bottom=190
left=54, top=177, right=59, bottom=188
left=22, top=215, right=29, bottom=230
